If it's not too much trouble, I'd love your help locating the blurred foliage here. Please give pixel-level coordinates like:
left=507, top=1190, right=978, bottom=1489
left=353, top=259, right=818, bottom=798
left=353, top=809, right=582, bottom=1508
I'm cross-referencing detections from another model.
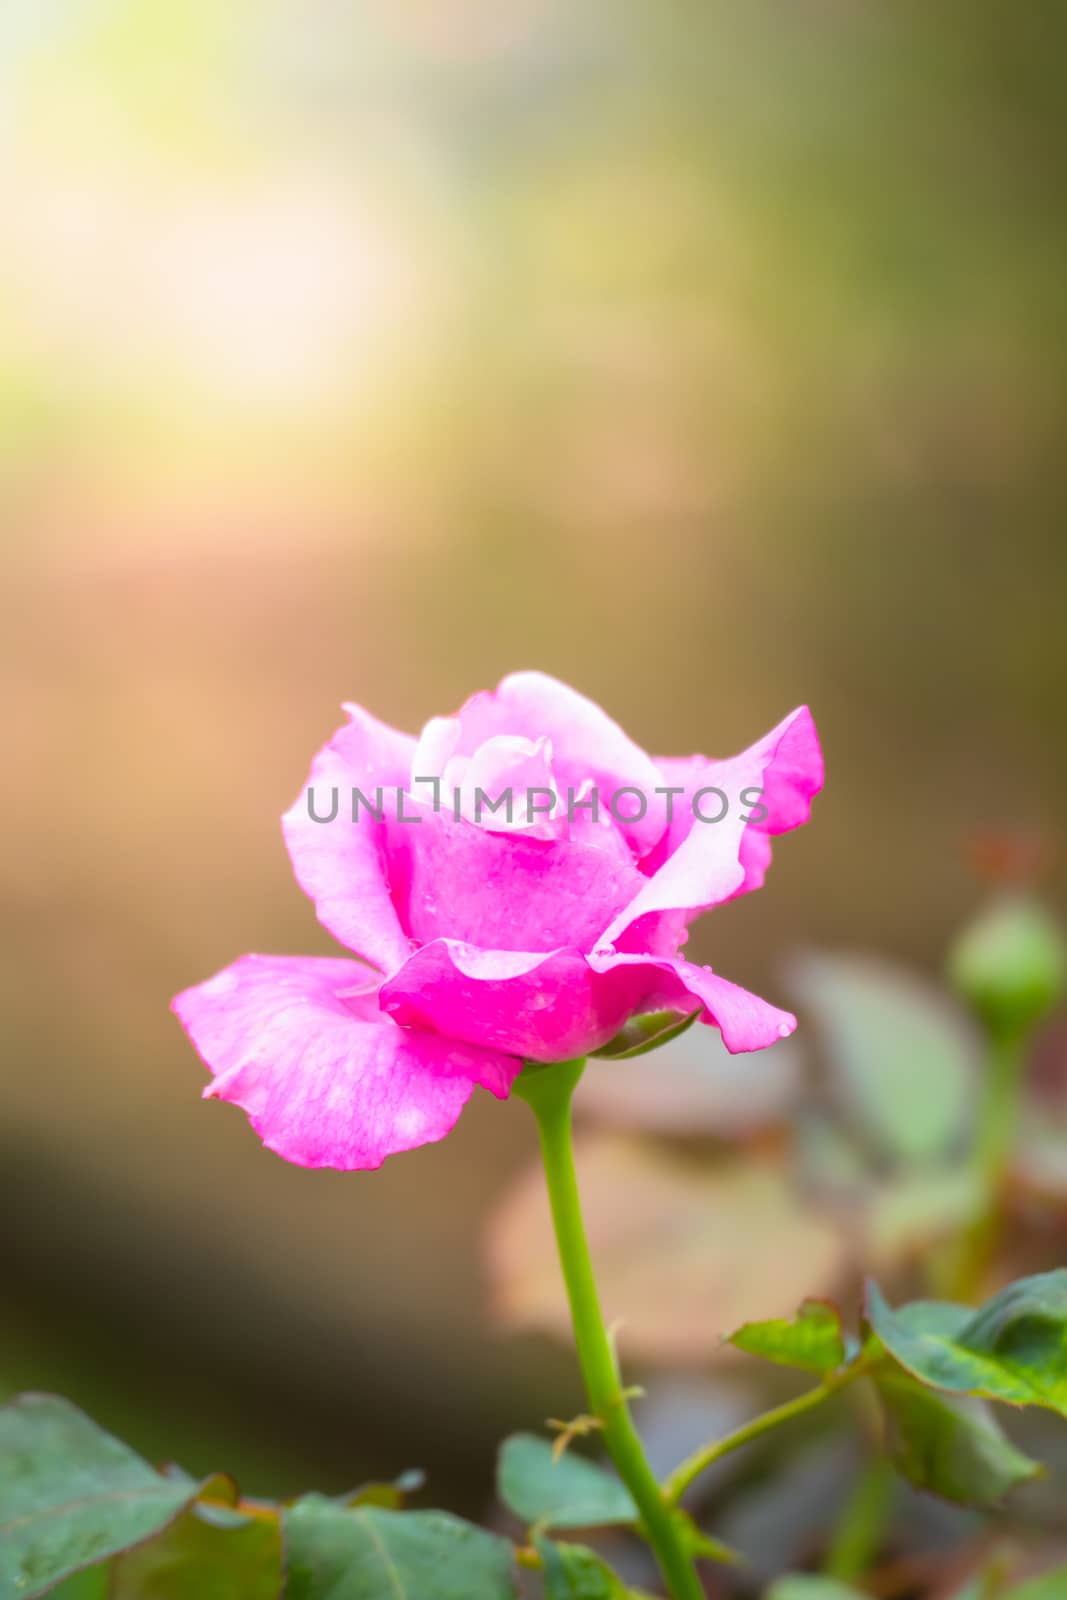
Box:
left=486, top=891, right=1067, bottom=1589
left=6, top=1255, right=1067, bottom=1595
left=489, top=1141, right=847, bottom=1363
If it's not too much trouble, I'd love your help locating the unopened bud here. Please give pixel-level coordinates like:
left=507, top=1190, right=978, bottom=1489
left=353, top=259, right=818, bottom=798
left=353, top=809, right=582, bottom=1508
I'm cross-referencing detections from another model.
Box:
left=948, top=894, right=1066, bottom=1036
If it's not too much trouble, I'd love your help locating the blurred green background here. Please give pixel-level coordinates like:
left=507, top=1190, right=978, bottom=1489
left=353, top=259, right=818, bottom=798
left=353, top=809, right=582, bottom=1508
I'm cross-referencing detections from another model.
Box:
left=2, top=0, right=1066, bottom=1523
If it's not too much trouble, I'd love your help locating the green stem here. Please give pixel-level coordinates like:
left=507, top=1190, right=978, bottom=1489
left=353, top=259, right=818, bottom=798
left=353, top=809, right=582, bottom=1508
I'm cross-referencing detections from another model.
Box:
left=515, top=1060, right=704, bottom=1600
left=948, top=1023, right=1028, bottom=1301
left=661, top=1361, right=870, bottom=1508
left=822, top=1455, right=895, bottom=1581
left=974, top=1024, right=1028, bottom=1190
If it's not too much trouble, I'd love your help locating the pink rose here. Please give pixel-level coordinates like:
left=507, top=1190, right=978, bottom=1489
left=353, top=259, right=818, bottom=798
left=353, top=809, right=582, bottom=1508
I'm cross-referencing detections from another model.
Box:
left=173, top=673, right=822, bottom=1169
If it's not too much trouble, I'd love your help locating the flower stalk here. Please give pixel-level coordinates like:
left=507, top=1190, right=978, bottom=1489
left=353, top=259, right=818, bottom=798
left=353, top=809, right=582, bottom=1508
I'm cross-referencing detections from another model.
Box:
left=947, top=1022, right=1030, bottom=1301
left=515, top=1059, right=705, bottom=1600
left=661, top=1357, right=875, bottom=1508
left=945, top=891, right=1067, bottom=1300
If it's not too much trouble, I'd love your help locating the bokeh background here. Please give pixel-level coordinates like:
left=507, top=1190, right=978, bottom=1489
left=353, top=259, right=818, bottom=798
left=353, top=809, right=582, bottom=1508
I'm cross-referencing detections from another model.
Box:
left=3, top=0, right=1066, bottom=1531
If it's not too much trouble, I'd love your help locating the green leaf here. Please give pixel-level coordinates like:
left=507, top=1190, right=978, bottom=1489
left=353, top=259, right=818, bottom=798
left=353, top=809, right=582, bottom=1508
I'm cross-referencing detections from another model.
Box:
left=767, top=1579, right=867, bottom=1600
left=47, top=1571, right=109, bottom=1600
left=591, top=1008, right=700, bottom=1061
left=875, top=1372, right=1042, bottom=1507
left=0, top=1394, right=219, bottom=1599
left=728, top=1300, right=846, bottom=1375
left=499, top=1442, right=738, bottom=1571
left=110, top=1503, right=283, bottom=1598
left=533, top=1538, right=665, bottom=1598
left=282, top=1496, right=516, bottom=1599
left=496, top=1435, right=636, bottom=1532
left=534, top=1538, right=629, bottom=1599
left=340, top=1469, right=427, bottom=1510
left=866, top=1271, right=1067, bottom=1416
left=791, top=953, right=976, bottom=1162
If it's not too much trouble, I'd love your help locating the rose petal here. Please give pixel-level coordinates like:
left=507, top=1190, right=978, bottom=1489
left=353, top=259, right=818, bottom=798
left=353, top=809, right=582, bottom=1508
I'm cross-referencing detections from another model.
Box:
left=281, top=705, right=416, bottom=973
left=385, top=802, right=646, bottom=955
left=587, top=949, right=797, bottom=1054
left=669, top=960, right=798, bottom=1053
left=172, top=954, right=520, bottom=1170
left=601, top=707, right=822, bottom=946
left=380, top=941, right=649, bottom=1060
left=411, top=714, right=462, bottom=781
left=381, top=941, right=792, bottom=1060
left=452, top=733, right=563, bottom=839
left=445, top=671, right=666, bottom=856
left=650, top=705, right=823, bottom=893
